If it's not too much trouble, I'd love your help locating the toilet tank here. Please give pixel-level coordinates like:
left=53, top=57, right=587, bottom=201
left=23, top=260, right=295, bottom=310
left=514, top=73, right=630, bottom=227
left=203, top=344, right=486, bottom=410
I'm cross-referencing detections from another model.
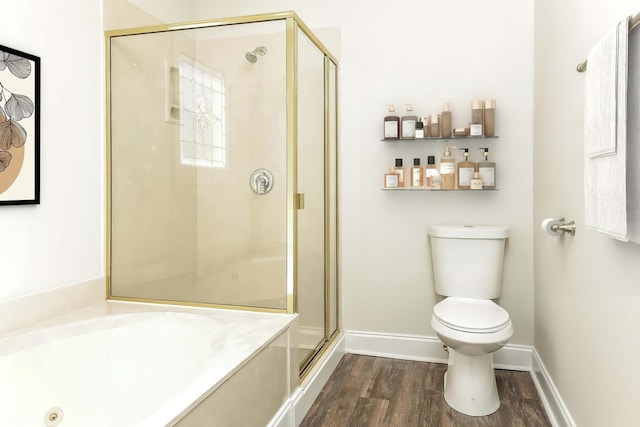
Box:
left=428, top=225, right=508, bottom=299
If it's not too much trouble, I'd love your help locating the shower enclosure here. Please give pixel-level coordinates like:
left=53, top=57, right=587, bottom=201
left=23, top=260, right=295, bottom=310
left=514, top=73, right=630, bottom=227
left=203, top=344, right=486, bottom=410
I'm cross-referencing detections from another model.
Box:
left=106, top=12, right=339, bottom=374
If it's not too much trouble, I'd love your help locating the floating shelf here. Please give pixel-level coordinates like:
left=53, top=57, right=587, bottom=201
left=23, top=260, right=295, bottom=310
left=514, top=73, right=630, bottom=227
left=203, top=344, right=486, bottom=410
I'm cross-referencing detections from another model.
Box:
left=382, top=136, right=499, bottom=142
left=381, top=188, right=499, bottom=191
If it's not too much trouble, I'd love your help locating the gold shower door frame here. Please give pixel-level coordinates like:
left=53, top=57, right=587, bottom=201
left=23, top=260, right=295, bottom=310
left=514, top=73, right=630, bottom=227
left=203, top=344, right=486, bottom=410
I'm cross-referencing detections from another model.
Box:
left=105, top=11, right=339, bottom=373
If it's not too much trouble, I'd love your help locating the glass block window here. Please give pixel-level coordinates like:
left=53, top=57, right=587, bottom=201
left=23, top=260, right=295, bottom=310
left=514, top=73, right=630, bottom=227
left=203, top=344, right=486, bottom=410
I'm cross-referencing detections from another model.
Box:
left=179, top=58, right=226, bottom=168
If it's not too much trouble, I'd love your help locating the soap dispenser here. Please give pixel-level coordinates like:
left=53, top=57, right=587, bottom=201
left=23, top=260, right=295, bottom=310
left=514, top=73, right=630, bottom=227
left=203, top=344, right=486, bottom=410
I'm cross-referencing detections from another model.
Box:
left=439, top=146, right=455, bottom=190
left=384, top=105, right=400, bottom=140
left=401, top=104, right=417, bottom=139
left=457, top=148, right=476, bottom=190
left=478, top=147, right=496, bottom=189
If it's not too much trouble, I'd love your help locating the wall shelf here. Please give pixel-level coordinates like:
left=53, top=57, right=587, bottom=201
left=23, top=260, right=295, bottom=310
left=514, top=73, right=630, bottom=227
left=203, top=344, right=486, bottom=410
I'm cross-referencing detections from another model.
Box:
left=381, top=136, right=499, bottom=142
left=381, top=188, right=499, bottom=191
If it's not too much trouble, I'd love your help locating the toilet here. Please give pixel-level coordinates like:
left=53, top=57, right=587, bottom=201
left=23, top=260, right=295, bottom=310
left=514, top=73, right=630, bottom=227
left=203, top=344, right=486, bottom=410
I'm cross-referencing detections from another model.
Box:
left=428, top=225, right=513, bottom=416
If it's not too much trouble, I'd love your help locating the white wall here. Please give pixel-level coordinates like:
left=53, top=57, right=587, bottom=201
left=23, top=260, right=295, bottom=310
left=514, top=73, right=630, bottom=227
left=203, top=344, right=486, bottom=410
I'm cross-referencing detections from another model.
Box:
left=0, top=1, right=103, bottom=301
left=534, top=1, right=640, bottom=425
left=180, top=0, right=535, bottom=344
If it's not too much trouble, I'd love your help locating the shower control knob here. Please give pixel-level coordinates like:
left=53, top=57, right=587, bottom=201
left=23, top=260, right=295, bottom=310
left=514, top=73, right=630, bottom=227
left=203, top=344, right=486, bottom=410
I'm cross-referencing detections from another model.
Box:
left=250, top=169, right=274, bottom=194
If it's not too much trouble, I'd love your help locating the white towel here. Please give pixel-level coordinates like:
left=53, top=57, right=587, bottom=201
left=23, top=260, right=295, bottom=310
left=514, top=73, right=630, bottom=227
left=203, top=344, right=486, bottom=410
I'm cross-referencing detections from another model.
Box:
left=584, top=17, right=629, bottom=240
left=584, top=24, right=620, bottom=157
left=626, top=23, right=640, bottom=243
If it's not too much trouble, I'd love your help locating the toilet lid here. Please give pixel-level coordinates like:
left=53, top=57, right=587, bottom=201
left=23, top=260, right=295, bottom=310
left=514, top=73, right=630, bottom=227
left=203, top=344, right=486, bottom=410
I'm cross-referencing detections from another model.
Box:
left=433, top=297, right=510, bottom=333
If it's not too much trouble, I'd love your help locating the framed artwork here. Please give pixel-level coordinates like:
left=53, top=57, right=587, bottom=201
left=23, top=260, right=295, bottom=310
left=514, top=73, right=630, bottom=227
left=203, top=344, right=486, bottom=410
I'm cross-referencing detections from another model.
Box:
left=0, top=44, right=40, bottom=205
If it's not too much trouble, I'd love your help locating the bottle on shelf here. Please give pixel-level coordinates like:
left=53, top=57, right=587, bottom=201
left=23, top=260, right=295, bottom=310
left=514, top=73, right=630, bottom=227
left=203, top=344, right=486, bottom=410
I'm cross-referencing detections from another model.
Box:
left=394, top=158, right=406, bottom=187
left=411, top=158, right=423, bottom=187
left=470, top=100, right=484, bottom=136
left=457, top=148, right=476, bottom=190
left=415, top=119, right=425, bottom=139
left=484, top=99, right=496, bottom=137
left=439, top=146, right=456, bottom=190
left=441, top=103, right=452, bottom=138
left=431, top=171, right=442, bottom=190
left=471, top=99, right=484, bottom=125
left=422, top=116, right=430, bottom=138
left=424, top=155, right=438, bottom=188
left=384, top=105, right=400, bottom=140
left=430, top=113, right=440, bottom=138
left=470, top=172, right=483, bottom=190
left=478, top=147, right=496, bottom=189
left=401, top=104, right=417, bottom=139
left=384, top=170, right=400, bottom=188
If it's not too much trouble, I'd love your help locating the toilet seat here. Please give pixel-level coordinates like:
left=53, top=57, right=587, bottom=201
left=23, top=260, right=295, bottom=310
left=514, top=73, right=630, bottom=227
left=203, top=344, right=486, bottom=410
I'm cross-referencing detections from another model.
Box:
left=433, top=297, right=510, bottom=333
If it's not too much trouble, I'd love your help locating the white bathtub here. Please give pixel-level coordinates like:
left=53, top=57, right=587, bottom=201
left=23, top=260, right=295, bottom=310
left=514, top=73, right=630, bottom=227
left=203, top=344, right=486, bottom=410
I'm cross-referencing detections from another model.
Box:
left=0, top=301, right=296, bottom=427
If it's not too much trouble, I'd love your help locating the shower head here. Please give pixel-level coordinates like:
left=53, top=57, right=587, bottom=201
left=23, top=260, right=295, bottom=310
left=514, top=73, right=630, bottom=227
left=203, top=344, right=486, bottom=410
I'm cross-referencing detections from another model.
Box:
left=245, top=46, right=267, bottom=64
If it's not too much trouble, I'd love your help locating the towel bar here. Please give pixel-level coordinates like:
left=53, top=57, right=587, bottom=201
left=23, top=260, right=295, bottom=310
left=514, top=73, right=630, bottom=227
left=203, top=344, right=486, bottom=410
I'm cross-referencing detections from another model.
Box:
left=577, top=11, right=640, bottom=72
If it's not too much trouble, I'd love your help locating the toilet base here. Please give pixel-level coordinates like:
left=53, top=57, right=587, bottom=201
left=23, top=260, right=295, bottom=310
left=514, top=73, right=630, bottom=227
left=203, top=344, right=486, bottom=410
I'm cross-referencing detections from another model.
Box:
left=443, top=349, right=500, bottom=416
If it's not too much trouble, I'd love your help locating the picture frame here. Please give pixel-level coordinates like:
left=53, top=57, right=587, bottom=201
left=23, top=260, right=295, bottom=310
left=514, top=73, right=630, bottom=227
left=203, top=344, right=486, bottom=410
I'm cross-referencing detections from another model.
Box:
left=0, top=44, right=40, bottom=205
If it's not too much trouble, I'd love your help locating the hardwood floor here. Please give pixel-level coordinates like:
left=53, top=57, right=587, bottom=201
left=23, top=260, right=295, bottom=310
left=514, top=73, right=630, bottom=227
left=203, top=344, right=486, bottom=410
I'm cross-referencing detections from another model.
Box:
left=300, top=354, right=551, bottom=427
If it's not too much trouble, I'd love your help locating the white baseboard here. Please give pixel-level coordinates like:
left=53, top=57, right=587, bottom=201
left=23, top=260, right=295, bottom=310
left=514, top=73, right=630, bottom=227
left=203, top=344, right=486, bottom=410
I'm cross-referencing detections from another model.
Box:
left=345, top=329, right=532, bottom=371
left=531, top=348, right=576, bottom=427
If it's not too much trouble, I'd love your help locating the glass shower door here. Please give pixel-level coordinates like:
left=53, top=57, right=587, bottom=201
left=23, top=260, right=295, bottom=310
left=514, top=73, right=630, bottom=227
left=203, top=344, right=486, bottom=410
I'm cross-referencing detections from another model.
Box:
left=190, top=22, right=288, bottom=310
left=296, top=29, right=327, bottom=370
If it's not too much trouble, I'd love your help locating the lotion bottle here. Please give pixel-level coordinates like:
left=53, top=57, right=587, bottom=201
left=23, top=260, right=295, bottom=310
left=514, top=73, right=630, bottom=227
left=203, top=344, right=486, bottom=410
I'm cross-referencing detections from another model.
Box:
left=471, top=100, right=484, bottom=125
left=411, top=158, right=423, bottom=187
left=477, top=147, right=496, bottom=189
left=430, top=113, right=440, bottom=138
left=422, top=116, right=430, bottom=138
left=401, top=104, right=417, bottom=139
left=470, top=99, right=484, bottom=136
left=457, top=148, right=476, bottom=190
left=439, top=146, right=456, bottom=190
left=384, top=105, right=400, bottom=139
left=441, top=103, right=452, bottom=138
left=484, top=99, right=496, bottom=137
